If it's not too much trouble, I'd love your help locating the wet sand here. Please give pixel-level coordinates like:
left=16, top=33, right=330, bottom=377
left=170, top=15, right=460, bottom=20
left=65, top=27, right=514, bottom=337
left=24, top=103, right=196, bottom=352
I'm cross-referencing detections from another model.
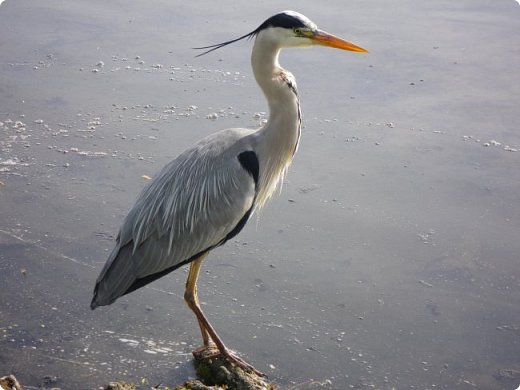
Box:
left=1, top=0, right=519, bottom=389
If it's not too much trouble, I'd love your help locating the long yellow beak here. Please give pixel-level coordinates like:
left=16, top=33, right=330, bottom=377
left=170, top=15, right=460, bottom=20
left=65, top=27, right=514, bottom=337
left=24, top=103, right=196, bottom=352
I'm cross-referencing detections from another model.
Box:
left=312, top=30, right=368, bottom=53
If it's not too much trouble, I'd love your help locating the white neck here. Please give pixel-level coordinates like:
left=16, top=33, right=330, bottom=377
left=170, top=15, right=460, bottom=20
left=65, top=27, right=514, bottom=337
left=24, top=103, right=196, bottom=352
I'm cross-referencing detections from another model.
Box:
left=250, top=31, right=301, bottom=208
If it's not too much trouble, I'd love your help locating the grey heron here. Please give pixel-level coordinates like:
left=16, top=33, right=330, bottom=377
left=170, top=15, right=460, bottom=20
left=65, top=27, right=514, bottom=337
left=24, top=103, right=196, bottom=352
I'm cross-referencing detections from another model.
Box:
left=91, top=10, right=367, bottom=375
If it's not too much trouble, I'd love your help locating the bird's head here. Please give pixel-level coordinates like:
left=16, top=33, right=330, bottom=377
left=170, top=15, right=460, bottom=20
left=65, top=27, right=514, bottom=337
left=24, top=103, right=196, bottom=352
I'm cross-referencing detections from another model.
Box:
left=195, top=10, right=368, bottom=56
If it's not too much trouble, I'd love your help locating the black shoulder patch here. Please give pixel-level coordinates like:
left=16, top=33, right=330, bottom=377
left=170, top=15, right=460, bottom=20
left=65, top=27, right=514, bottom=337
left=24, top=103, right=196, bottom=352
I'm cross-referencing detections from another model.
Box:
left=238, top=150, right=259, bottom=186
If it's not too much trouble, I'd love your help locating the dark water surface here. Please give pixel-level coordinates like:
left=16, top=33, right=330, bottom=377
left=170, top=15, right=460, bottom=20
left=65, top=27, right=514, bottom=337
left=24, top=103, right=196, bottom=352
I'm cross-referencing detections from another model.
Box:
left=1, top=0, right=519, bottom=389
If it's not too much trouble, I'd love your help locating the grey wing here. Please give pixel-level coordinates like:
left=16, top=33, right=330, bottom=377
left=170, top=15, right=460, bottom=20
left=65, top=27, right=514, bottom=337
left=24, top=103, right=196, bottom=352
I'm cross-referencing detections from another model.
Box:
left=91, top=134, right=257, bottom=308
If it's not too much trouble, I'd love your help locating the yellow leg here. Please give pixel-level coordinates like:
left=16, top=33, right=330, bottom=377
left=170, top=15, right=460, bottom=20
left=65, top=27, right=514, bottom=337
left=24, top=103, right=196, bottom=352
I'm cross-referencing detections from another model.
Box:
left=184, top=254, right=263, bottom=376
left=184, top=254, right=211, bottom=347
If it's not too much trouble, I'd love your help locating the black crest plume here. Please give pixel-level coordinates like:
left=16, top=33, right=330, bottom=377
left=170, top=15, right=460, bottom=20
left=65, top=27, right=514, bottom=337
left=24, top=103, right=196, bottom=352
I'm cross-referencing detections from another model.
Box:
left=193, top=11, right=307, bottom=57
left=193, top=30, right=259, bottom=57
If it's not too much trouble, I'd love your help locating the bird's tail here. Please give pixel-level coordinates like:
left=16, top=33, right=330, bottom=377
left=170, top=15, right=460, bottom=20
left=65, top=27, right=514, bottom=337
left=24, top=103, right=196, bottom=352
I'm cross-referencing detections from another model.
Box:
left=90, top=243, right=136, bottom=309
left=90, top=282, right=102, bottom=309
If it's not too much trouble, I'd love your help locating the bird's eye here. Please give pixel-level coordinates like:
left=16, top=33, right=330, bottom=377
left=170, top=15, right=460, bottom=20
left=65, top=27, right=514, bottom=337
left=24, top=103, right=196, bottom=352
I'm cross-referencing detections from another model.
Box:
left=293, top=28, right=303, bottom=36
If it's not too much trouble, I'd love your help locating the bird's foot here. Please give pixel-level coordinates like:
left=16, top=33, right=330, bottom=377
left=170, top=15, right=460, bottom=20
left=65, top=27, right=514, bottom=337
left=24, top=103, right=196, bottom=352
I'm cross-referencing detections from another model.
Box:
left=193, top=344, right=265, bottom=377
left=221, top=348, right=265, bottom=377
left=193, top=343, right=216, bottom=355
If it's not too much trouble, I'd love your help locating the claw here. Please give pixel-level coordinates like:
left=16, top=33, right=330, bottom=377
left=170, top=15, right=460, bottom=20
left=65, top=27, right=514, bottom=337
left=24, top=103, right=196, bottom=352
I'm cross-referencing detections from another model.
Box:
left=221, top=349, right=265, bottom=377
left=193, top=345, right=265, bottom=377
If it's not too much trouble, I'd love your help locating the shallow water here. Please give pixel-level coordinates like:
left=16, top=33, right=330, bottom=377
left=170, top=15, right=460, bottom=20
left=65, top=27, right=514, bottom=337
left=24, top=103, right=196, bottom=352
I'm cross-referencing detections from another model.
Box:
left=1, top=0, right=519, bottom=389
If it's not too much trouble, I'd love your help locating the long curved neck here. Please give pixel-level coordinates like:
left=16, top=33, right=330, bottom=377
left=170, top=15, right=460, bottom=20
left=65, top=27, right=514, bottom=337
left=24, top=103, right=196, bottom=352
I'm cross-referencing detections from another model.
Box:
left=251, top=38, right=300, bottom=132
left=250, top=33, right=301, bottom=208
